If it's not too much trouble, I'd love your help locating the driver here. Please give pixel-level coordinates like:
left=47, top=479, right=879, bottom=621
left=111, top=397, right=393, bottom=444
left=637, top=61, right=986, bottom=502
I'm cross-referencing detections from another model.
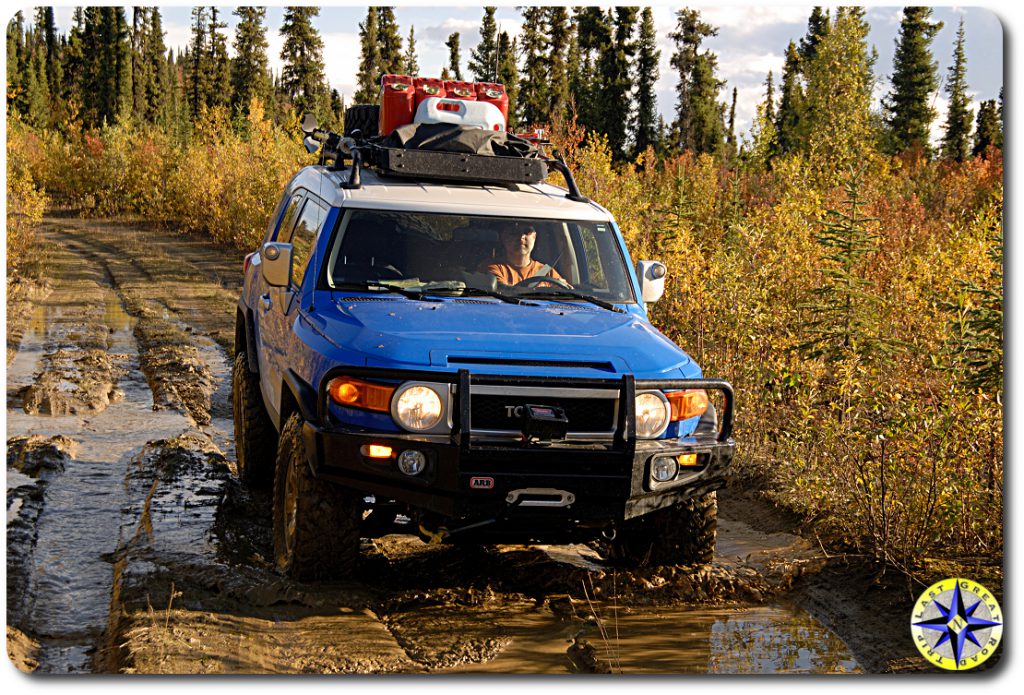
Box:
left=483, top=221, right=567, bottom=286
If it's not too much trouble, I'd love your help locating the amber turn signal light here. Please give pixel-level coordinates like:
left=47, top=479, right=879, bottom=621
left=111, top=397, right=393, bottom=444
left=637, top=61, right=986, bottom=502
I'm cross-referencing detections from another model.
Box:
left=327, top=377, right=395, bottom=412
left=666, top=389, right=709, bottom=421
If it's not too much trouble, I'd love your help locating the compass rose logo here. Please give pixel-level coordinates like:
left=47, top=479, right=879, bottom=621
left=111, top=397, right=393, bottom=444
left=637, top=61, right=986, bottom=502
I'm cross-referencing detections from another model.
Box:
left=911, top=577, right=1002, bottom=671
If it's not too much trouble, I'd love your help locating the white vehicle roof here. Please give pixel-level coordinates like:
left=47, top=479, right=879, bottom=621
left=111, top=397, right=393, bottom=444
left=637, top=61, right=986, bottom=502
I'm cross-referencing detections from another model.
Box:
left=289, top=166, right=615, bottom=223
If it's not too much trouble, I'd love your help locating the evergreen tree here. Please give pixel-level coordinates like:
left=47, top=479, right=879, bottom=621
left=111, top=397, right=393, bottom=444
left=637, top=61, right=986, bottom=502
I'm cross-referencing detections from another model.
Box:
left=7, top=13, right=25, bottom=111
left=547, top=6, right=572, bottom=121
left=468, top=6, right=498, bottom=82
left=803, top=8, right=876, bottom=172
left=62, top=8, right=85, bottom=110
left=763, top=71, right=776, bottom=124
left=598, top=7, right=638, bottom=159
left=145, top=9, right=170, bottom=125
left=131, top=8, right=148, bottom=117
left=800, top=170, right=887, bottom=364
left=669, top=8, right=718, bottom=152
left=377, top=7, right=404, bottom=75
left=25, top=40, right=50, bottom=127
left=941, top=18, right=972, bottom=162
left=403, top=25, right=419, bottom=76
left=633, top=7, right=660, bottom=155
left=688, top=50, right=725, bottom=155
left=496, top=31, right=519, bottom=130
left=798, top=6, right=829, bottom=67
left=726, top=86, right=737, bottom=154
left=973, top=100, right=1000, bottom=156
left=354, top=7, right=380, bottom=103
left=207, top=7, right=232, bottom=110
left=572, top=7, right=609, bottom=134
left=775, top=41, right=804, bottom=154
left=884, top=7, right=942, bottom=154
left=517, top=7, right=548, bottom=125
left=446, top=32, right=463, bottom=81
left=280, top=6, right=329, bottom=117
left=232, top=7, right=271, bottom=116
left=37, top=7, right=61, bottom=112
left=186, top=6, right=209, bottom=120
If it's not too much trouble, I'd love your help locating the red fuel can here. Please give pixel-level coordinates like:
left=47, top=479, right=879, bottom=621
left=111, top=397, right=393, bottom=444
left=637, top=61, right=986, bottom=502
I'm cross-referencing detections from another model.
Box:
left=443, top=80, right=477, bottom=101
left=379, top=74, right=415, bottom=136
left=414, top=77, right=447, bottom=111
left=474, top=82, right=509, bottom=126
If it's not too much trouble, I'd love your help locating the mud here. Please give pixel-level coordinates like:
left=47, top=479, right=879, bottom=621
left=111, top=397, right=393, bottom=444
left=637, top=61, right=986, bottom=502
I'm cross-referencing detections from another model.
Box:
left=6, top=213, right=946, bottom=674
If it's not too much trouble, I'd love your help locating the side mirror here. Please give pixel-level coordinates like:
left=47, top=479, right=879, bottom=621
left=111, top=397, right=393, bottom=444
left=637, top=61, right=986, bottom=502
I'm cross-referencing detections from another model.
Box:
left=636, top=260, right=667, bottom=303
left=261, top=242, right=293, bottom=287
left=300, top=112, right=318, bottom=135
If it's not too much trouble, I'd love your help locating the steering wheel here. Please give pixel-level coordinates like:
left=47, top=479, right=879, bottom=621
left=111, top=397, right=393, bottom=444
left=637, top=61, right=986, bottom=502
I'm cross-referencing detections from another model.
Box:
left=513, top=274, right=572, bottom=290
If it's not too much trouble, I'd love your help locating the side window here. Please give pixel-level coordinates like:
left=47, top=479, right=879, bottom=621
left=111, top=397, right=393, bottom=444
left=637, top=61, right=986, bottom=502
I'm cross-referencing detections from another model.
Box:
left=264, top=190, right=291, bottom=243
left=290, top=199, right=330, bottom=287
left=275, top=193, right=304, bottom=243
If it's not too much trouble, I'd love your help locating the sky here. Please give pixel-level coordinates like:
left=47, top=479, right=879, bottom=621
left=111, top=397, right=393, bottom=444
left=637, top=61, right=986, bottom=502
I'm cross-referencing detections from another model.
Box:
left=45, top=3, right=1005, bottom=145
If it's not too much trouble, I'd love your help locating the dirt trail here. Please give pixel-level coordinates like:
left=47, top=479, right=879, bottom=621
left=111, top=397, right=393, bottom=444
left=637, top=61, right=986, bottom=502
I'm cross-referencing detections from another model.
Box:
left=6, top=214, right=928, bottom=674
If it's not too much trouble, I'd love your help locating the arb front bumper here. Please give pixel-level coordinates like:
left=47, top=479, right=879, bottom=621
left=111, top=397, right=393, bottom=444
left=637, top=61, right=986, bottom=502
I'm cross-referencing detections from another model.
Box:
left=302, top=367, right=735, bottom=530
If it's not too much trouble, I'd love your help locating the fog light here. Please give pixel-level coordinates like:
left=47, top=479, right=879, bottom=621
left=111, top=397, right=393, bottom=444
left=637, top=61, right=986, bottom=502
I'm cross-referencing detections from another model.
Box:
left=398, top=449, right=427, bottom=476
left=677, top=453, right=699, bottom=467
left=651, top=456, right=679, bottom=482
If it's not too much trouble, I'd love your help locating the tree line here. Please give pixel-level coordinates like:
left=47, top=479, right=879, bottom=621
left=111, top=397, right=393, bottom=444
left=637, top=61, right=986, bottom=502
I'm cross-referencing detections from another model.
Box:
left=6, top=6, right=1003, bottom=163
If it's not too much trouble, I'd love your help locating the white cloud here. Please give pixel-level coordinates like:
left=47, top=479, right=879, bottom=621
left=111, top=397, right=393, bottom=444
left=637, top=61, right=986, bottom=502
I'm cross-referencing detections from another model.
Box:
left=322, top=31, right=361, bottom=99
left=700, top=6, right=813, bottom=35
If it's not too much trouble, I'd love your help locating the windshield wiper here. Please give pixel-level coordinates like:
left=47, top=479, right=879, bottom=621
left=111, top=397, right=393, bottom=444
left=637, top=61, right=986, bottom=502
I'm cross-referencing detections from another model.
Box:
left=456, top=286, right=522, bottom=304
left=333, top=281, right=440, bottom=301
left=512, top=288, right=625, bottom=313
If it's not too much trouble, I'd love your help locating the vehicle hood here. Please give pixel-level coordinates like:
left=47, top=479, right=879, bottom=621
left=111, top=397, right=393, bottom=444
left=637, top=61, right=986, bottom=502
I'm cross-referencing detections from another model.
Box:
left=317, top=296, right=696, bottom=377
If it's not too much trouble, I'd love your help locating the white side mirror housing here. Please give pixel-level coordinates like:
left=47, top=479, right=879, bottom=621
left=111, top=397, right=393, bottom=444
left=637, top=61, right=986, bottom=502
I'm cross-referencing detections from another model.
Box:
left=261, top=242, right=293, bottom=287
left=636, top=260, right=667, bottom=303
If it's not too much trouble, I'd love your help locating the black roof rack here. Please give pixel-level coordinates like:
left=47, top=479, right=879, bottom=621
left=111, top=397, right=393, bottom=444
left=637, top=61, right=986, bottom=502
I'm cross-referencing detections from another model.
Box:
left=303, top=117, right=589, bottom=203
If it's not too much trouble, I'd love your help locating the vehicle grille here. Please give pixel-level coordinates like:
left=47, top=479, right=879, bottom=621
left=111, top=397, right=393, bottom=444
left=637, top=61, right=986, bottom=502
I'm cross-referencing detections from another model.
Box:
left=471, top=394, right=617, bottom=434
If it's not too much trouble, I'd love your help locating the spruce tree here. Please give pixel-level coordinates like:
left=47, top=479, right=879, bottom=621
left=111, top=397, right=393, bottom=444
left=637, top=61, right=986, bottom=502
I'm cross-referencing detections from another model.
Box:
left=145, top=9, right=170, bottom=125
left=207, top=7, right=232, bottom=110
left=800, top=170, right=887, bottom=364
left=468, top=6, right=498, bottom=82
left=633, top=7, right=660, bottom=155
left=972, top=100, right=1000, bottom=157
left=186, top=7, right=209, bottom=120
left=598, top=7, right=638, bottom=160
left=37, top=7, right=61, bottom=112
left=62, top=8, right=85, bottom=110
left=25, top=41, right=50, bottom=127
left=7, top=13, right=25, bottom=113
left=726, top=86, right=737, bottom=155
left=688, top=51, right=725, bottom=155
left=941, top=19, right=972, bottom=162
left=547, top=7, right=572, bottom=122
left=232, top=7, right=271, bottom=116
left=572, top=7, right=609, bottom=135
left=131, top=8, right=148, bottom=118
left=377, top=7, right=404, bottom=75
left=799, top=7, right=829, bottom=67
left=280, top=6, right=329, bottom=118
left=403, top=26, right=419, bottom=77
left=496, top=31, right=519, bottom=130
left=775, top=41, right=804, bottom=154
left=669, top=8, right=717, bottom=152
left=354, top=7, right=380, bottom=103
left=948, top=218, right=1002, bottom=396
left=884, top=7, right=942, bottom=154
left=763, top=71, right=776, bottom=125
left=517, top=7, right=548, bottom=125
left=446, top=32, right=463, bottom=81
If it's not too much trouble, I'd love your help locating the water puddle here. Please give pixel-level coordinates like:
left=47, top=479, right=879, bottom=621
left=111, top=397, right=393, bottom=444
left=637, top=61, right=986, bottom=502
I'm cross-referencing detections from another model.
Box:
left=6, top=289, right=193, bottom=673
left=447, top=602, right=859, bottom=674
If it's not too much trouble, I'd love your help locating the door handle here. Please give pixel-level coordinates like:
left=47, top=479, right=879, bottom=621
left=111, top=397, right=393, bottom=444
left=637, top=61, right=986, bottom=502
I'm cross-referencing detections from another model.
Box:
left=259, top=293, right=272, bottom=312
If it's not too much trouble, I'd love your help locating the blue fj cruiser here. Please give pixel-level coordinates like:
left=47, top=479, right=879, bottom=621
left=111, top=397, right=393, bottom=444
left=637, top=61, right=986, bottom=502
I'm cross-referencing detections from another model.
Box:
left=232, top=112, right=735, bottom=580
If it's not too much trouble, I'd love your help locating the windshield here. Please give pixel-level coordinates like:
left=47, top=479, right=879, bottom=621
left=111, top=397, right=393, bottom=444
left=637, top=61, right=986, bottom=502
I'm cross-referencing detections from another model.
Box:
left=322, top=209, right=636, bottom=304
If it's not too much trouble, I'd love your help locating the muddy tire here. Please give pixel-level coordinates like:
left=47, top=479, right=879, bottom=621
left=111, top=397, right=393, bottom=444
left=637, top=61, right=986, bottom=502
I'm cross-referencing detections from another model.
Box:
left=231, top=352, right=277, bottom=488
left=610, top=491, right=717, bottom=567
left=273, top=413, right=362, bottom=580
left=344, top=104, right=379, bottom=138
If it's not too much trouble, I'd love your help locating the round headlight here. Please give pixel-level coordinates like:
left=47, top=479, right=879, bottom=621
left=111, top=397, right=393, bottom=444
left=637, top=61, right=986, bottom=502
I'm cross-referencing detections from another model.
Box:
left=393, top=385, right=443, bottom=431
left=635, top=392, right=670, bottom=438
left=651, top=455, right=679, bottom=482
left=398, top=449, right=427, bottom=476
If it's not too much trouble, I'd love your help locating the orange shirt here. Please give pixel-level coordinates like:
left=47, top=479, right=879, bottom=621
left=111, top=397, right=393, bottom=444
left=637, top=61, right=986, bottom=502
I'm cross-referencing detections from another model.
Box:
left=484, top=259, right=565, bottom=286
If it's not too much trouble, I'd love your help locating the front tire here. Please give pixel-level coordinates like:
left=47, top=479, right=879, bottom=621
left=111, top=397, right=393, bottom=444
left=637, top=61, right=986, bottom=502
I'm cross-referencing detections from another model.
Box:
left=272, top=413, right=362, bottom=580
left=231, top=352, right=277, bottom=487
left=610, top=491, right=718, bottom=568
